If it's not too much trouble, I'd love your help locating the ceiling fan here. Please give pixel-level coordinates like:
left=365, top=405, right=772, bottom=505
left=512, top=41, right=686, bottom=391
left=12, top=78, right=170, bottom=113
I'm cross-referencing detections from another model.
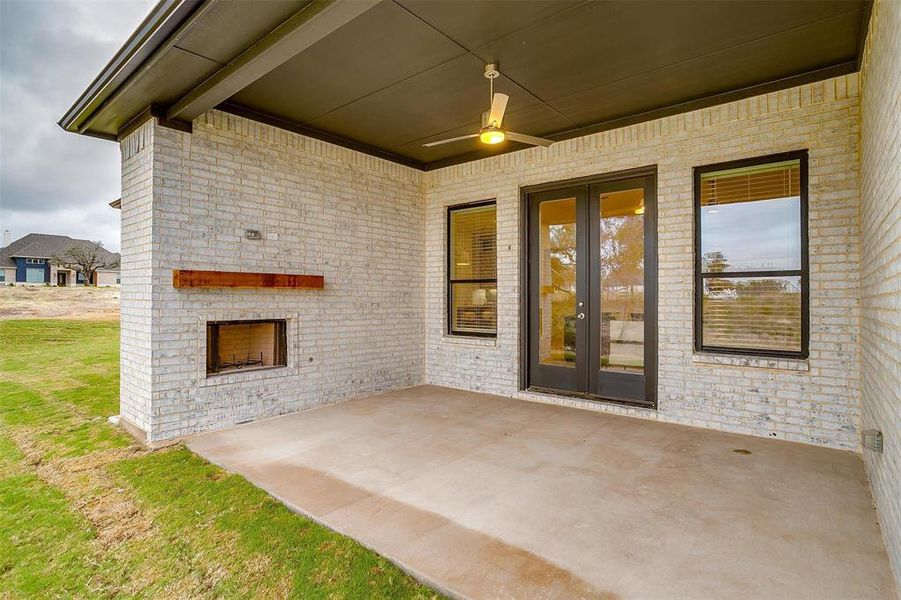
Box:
left=423, top=64, right=554, bottom=149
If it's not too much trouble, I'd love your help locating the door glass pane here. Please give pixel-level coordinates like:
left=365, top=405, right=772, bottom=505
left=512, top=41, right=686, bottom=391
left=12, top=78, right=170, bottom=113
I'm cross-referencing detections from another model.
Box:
left=599, top=189, right=644, bottom=374
left=538, top=198, right=577, bottom=367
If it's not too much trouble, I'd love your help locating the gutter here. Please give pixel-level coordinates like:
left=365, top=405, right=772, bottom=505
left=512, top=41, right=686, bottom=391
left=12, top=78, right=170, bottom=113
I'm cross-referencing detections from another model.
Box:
left=57, top=0, right=201, bottom=135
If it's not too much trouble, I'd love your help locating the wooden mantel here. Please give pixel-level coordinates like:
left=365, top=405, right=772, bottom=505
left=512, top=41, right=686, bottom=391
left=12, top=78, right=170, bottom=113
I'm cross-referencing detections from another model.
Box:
left=172, top=269, right=324, bottom=289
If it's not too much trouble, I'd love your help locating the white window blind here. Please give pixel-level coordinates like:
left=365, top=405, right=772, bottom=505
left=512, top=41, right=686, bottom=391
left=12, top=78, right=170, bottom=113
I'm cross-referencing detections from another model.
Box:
left=700, top=160, right=800, bottom=207
left=702, top=276, right=802, bottom=352
left=449, top=203, right=497, bottom=336
left=696, top=156, right=806, bottom=356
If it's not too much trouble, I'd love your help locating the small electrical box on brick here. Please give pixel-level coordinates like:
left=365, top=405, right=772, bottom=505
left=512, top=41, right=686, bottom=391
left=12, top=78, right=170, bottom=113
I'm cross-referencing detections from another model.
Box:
left=862, top=430, right=883, bottom=453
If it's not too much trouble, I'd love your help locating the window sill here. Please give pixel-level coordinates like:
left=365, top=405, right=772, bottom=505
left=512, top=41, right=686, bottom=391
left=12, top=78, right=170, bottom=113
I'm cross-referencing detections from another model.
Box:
left=692, top=352, right=809, bottom=372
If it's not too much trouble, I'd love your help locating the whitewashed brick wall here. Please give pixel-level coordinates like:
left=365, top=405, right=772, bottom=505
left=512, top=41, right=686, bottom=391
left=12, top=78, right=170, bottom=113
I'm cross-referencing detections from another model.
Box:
left=121, top=76, right=865, bottom=452
left=858, top=0, right=901, bottom=587
left=119, top=111, right=424, bottom=441
left=424, top=73, right=863, bottom=450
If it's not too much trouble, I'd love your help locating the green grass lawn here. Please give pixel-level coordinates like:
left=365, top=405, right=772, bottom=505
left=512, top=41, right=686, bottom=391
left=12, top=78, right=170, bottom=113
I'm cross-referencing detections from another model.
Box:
left=0, top=319, right=440, bottom=599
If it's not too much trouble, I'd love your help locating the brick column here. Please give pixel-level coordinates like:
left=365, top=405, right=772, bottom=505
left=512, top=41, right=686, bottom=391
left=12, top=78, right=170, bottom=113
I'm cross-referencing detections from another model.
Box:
left=118, top=119, right=156, bottom=438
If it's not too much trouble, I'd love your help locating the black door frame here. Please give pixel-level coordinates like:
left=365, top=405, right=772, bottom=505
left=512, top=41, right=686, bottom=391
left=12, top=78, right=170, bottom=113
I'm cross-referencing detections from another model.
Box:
left=520, top=165, right=658, bottom=409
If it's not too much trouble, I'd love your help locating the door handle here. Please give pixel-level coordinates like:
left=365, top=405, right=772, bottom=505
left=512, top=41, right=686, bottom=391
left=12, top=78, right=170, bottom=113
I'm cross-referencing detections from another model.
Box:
left=576, top=312, right=585, bottom=320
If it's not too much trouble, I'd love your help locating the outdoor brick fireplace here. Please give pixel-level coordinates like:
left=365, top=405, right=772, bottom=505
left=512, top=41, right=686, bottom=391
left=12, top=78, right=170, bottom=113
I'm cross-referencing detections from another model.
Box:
left=206, top=319, right=287, bottom=376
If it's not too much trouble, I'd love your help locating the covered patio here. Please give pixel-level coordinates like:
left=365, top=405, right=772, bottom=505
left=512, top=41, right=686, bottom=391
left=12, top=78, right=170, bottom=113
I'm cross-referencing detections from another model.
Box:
left=59, top=0, right=900, bottom=594
left=187, top=385, right=895, bottom=599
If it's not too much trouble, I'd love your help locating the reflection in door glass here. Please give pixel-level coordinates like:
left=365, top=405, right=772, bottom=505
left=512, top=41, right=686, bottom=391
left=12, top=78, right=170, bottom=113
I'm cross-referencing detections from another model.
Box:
left=539, top=198, right=577, bottom=367
left=599, top=189, right=644, bottom=374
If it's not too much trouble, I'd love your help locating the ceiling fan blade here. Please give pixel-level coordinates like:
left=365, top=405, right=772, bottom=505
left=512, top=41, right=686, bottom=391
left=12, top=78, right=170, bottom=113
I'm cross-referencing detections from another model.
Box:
left=422, top=133, right=479, bottom=147
left=488, top=93, right=509, bottom=127
left=506, top=131, right=554, bottom=147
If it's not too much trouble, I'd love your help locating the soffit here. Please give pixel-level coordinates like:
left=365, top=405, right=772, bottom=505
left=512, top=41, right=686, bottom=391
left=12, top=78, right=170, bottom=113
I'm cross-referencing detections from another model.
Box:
left=231, top=0, right=866, bottom=166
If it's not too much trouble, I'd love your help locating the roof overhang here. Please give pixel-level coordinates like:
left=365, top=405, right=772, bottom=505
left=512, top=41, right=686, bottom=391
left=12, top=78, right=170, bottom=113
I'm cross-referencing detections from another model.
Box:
left=61, top=0, right=872, bottom=169
left=58, top=0, right=203, bottom=140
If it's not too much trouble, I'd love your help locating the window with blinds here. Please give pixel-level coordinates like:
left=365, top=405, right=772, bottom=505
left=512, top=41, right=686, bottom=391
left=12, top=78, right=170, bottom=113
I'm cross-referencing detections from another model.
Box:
left=694, top=152, right=808, bottom=357
left=448, top=202, right=497, bottom=336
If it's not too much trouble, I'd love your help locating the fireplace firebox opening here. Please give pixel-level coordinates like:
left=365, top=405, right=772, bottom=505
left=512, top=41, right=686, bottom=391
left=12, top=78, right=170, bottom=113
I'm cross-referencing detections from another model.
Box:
left=206, top=319, right=287, bottom=376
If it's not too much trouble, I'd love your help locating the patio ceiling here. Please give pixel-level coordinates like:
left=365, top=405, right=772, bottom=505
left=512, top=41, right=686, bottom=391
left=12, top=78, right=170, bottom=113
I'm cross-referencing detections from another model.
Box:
left=61, top=0, right=871, bottom=170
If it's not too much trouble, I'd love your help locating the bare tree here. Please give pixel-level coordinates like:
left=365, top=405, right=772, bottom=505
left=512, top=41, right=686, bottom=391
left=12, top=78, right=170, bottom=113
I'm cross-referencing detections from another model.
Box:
left=51, top=241, right=119, bottom=286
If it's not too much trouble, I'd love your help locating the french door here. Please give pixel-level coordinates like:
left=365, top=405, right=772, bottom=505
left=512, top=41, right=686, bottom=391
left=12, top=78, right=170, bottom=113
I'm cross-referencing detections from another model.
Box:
left=526, top=170, right=657, bottom=407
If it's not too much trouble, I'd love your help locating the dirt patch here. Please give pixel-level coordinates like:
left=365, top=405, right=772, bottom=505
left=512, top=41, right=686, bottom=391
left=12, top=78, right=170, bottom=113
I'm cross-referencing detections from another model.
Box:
left=0, top=286, right=119, bottom=320
left=7, top=425, right=236, bottom=598
left=12, top=431, right=153, bottom=548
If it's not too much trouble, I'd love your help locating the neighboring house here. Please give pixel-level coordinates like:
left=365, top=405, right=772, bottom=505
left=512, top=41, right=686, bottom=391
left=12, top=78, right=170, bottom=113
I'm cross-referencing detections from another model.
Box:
left=58, top=0, right=899, bottom=588
left=0, top=233, right=120, bottom=286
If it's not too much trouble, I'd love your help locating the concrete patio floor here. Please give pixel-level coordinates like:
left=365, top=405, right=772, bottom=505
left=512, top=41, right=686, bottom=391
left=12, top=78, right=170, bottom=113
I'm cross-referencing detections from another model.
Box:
left=186, top=385, right=895, bottom=599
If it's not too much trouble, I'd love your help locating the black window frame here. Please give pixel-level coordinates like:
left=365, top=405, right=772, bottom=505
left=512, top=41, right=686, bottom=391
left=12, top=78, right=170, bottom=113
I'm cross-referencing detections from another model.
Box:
left=447, top=200, right=498, bottom=338
left=693, top=149, right=809, bottom=359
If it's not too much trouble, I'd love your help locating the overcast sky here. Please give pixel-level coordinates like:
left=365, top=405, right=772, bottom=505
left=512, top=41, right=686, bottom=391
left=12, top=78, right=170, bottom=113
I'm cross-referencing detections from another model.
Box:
left=0, top=0, right=155, bottom=252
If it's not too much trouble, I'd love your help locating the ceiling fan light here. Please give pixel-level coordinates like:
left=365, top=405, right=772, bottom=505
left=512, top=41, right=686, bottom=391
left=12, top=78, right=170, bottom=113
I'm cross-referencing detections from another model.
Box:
left=480, top=127, right=505, bottom=145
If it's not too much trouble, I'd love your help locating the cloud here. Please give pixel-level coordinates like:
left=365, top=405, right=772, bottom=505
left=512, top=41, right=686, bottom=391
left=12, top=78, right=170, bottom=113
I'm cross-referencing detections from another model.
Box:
left=0, top=0, right=156, bottom=252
